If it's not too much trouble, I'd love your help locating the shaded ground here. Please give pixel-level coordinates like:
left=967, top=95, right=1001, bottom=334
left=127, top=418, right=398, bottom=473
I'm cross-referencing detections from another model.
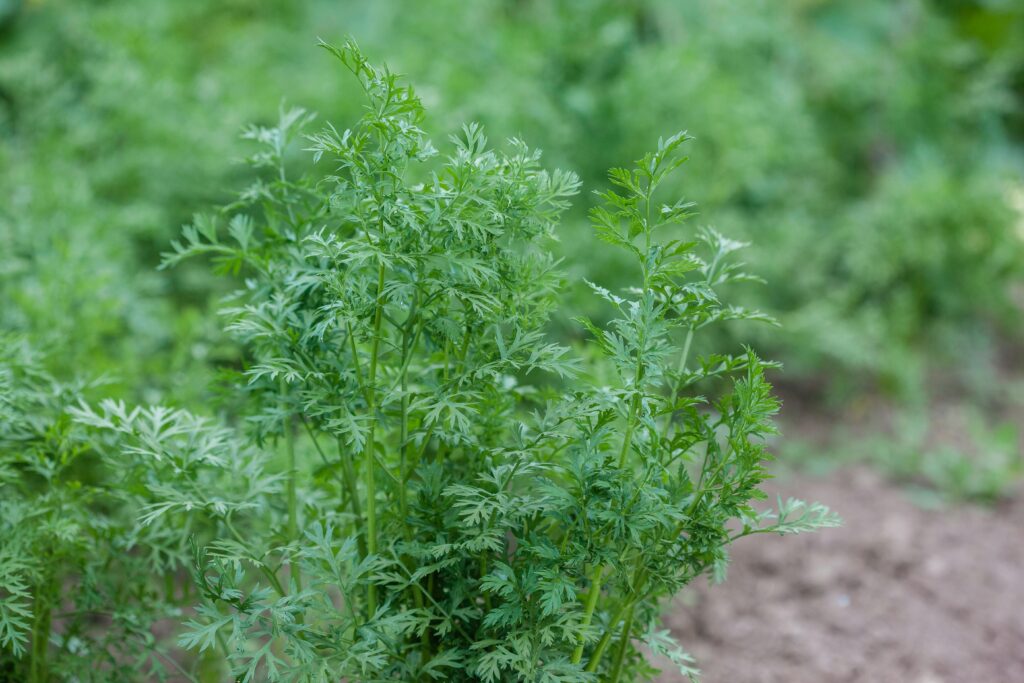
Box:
left=653, top=467, right=1024, bottom=683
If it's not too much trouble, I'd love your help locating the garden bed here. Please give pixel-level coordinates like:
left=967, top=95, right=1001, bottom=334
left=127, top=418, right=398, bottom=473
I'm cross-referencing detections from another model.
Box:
left=656, top=467, right=1024, bottom=682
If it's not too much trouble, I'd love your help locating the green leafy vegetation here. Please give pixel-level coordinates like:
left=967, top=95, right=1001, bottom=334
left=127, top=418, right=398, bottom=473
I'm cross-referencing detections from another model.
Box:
left=0, top=337, right=185, bottom=681
left=2, top=41, right=840, bottom=681
left=2, top=0, right=1022, bottom=679
left=2, top=0, right=1021, bottom=397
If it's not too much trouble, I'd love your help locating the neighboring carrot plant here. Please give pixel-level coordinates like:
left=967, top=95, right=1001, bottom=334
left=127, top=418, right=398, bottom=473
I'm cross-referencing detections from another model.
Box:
left=0, top=337, right=190, bottom=682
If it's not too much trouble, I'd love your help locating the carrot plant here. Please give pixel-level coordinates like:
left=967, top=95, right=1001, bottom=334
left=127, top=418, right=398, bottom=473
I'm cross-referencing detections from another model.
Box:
left=0, top=337, right=199, bottom=682
left=69, top=40, right=838, bottom=682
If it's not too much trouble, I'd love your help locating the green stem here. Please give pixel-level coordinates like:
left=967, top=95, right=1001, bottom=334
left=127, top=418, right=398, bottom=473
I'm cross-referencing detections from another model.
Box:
left=458, top=323, right=472, bottom=364
left=337, top=436, right=366, bottom=558
left=586, top=565, right=652, bottom=674
left=347, top=322, right=369, bottom=404
left=363, top=261, right=387, bottom=616
left=402, top=428, right=434, bottom=484
left=669, top=326, right=695, bottom=405
left=29, top=571, right=55, bottom=683
left=398, top=303, right=418, bottom=536
left=618, top=382, right=642, bottom=469
left=617, top=416, right=637, bottom=470
left=443, top=341, right=450, bottom=382
left=619, top=326, right=647, bottom=469
left=608, top=605, right=635, bottom=683
left=571, top=564, right=605, bottom=665
left=583, top=602, right=631, bottom=673
left=281, top=378, right=301, bottom=593
left=396, top=310, right=429, bottom=633
left=618, top=384, right=642, bottom=470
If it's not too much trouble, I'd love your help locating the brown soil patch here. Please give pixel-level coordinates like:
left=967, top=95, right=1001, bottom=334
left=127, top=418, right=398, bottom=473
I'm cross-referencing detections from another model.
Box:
left=653, top=467, right=1024, bottom=683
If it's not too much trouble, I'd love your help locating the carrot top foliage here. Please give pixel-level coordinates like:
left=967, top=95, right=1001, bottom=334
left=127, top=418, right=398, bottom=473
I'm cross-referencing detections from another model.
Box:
left=4, top=40, right=837, bottom=682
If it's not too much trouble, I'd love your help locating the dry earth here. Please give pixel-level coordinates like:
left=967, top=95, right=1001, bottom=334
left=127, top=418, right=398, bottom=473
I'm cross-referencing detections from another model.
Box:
left=653, top=467, right=1024, bottom=683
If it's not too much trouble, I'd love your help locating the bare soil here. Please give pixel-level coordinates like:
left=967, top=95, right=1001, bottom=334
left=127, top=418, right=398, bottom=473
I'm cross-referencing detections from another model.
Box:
left=653, top=467, right=1024, bottom=683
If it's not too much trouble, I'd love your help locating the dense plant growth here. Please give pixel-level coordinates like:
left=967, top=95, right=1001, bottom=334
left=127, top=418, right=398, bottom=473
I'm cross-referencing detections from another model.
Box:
left=2, top=0, right=1020, bottom=399
left=2, top=42, right=840, bottom=681
left=0, top=338, right=182, bottom=682
left=3, top=0, right=1022, bottom=676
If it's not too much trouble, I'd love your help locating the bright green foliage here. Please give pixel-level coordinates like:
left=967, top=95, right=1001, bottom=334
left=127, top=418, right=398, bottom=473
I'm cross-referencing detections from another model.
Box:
left=2, top=0, right=1020, bottom=401
left=0, top=0, right=361, bottom=401
left=583, top=0, right=1023, bottom=392
left=0, top=332, right=286, bottom=680
left=0, top=338, right=180, bottom=682
left=0, top=1, right=1017, bottom=678
left=89, top=41, right=837, bottom=682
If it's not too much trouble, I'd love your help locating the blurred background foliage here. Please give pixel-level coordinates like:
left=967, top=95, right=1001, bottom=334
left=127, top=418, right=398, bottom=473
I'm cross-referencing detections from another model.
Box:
left=1, top=0, right=1022, bottom=493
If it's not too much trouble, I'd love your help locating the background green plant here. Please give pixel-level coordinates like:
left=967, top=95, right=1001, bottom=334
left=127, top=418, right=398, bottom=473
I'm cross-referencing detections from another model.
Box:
left=2, top=0, right=1021, bottom=398
left=0, top=336, right=192, bottom=682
